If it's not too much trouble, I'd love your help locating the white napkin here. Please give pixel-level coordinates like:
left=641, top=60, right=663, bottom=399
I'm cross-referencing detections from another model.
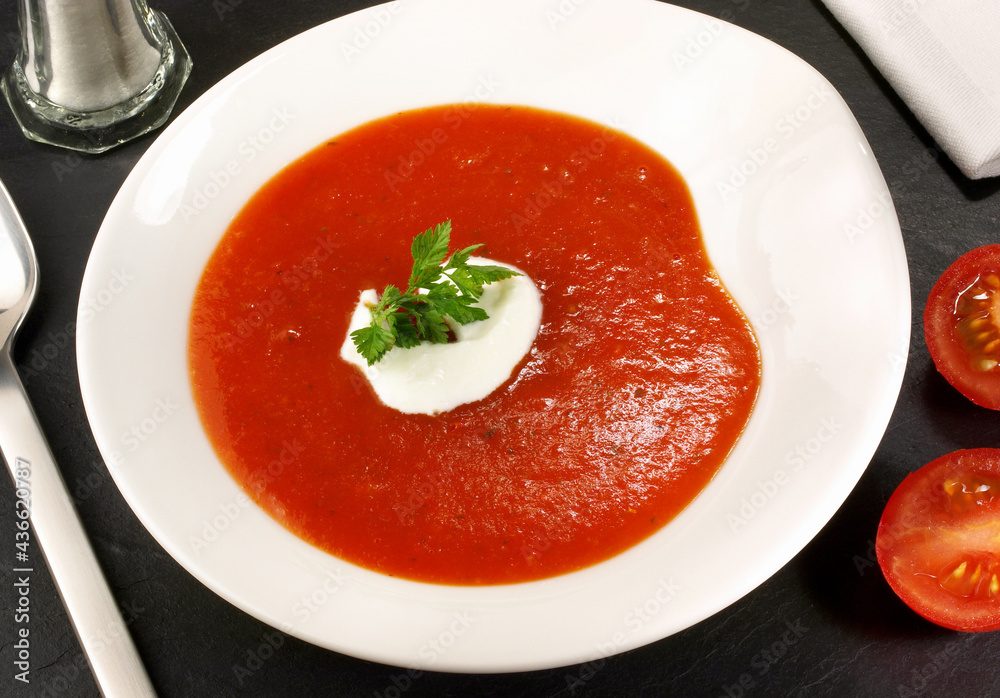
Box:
left=821, top=0, right=1000, bottom=179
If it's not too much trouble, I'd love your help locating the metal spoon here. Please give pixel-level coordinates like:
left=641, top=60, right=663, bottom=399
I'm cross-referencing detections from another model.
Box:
left=0, top=178, right=156, bottom=697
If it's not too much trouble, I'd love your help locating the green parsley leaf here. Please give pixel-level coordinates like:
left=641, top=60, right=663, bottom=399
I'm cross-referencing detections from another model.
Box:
left=446, top=243, right=482, bottom=269
left=349, top=324, right=394, bottom=364
left=390, top=313, right=421, bottom=349
left=467, top=263, right=521, bottom=287
left=350, top=221, right=522, bottom=365
left=409, top=221, right=451, bottom=289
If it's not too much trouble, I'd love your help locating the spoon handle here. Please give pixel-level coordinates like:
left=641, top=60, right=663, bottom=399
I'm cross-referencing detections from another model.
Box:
left=0, top=354, right=156, bottom=697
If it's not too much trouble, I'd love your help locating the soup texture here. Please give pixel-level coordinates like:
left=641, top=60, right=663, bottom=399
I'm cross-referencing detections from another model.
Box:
left=188, top=104, right=760, bottom=584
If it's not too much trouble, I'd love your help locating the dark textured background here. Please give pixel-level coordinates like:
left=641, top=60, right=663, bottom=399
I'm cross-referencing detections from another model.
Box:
left=2, top=1, right=1000, bottom=696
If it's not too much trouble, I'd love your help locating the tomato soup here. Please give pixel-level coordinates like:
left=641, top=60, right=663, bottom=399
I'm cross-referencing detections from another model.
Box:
left=188, top=105, right=760, bottom=585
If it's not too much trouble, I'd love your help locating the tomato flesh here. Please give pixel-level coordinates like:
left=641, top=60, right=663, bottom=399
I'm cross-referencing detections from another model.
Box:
left=953, top=272, right=1000, bottom=371
left=924, top=244, right=1000, bottom=409
left=877, top=448, right=1000, bottom=631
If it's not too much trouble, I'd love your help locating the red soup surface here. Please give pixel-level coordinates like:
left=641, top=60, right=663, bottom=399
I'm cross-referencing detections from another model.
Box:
left=189, top=104, right=761, bottom=585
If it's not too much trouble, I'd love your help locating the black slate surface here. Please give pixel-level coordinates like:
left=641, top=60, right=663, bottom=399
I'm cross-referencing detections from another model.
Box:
left=2, top=1, right=1000, bottom=696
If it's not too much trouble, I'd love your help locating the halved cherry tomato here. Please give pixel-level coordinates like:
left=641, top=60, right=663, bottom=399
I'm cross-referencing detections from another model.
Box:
left=924, top=244, right=1000, bottom=409
left=877, top=448, right=1000, bottom=631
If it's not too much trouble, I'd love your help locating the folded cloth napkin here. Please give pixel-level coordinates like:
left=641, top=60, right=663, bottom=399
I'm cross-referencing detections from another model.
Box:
left=821, top=0, right=1000, bottom=179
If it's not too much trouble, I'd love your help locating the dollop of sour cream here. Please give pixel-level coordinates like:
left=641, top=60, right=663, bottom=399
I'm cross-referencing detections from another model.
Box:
left=339, top=258, right=542, bottom=415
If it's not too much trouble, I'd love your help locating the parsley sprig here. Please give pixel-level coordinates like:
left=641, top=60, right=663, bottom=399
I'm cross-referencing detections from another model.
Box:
left=350, top=221, right=521, bottom=365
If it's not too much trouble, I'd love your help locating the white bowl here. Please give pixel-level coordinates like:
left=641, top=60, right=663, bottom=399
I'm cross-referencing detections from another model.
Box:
left=77, top=0, right=909, bottom=672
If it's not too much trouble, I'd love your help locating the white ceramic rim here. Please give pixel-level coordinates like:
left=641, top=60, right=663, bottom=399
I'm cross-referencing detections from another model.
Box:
left=77, top=0, right=909, bottom=672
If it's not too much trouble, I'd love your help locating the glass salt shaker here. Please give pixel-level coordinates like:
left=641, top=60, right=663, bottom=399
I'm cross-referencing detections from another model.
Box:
left=1, top=0, right=192, bottom=153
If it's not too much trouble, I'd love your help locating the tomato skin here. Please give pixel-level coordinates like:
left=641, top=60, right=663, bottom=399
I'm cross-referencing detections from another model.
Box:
left=877, top=449, right=1000, bottom=632
left=924, top=244, right=1000, bottom=410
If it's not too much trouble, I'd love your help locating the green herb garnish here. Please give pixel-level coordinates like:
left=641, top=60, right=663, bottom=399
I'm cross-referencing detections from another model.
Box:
left=350, top=220, right=522, bottom=365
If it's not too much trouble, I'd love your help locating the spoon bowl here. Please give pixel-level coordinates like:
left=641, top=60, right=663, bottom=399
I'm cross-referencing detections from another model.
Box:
left=0, top=179, right=35, bottom=343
